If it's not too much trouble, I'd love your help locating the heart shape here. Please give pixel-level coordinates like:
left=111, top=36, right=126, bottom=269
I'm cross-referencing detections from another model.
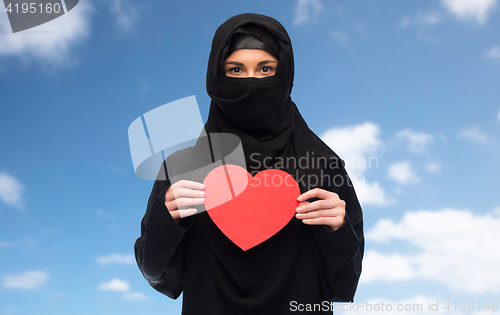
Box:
left=203, top=164, right=299, bottom=251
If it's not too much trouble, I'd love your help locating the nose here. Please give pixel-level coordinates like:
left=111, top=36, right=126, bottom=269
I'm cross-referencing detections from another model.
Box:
left=245, top=70, right=256, bottom=78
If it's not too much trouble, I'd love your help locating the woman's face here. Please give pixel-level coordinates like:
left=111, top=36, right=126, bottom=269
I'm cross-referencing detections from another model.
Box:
left=223, top=49, right=278, bottom=78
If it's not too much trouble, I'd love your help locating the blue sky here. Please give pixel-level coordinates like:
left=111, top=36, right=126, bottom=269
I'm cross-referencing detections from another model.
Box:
left=1, top=0, right=500, bottom=314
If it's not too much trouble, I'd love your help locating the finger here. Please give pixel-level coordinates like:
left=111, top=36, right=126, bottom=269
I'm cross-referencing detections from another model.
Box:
left=301, top=216, right=345, bottom=231
left=171, top=180, right=205, bottom=191
left=298, top=201, right=310, bottom=207
left=167, top=187, right=205, bottom=201
left=296, top=198, right=344, bottom=214
left=165, top=180, right=205, bottom=202
left=296, top=207, right=345, bottom=220
left=166, top=197, right=205, bottom=211
left=178, top=208, right=198, bottom=218
left=297, top=188, right=338, bottom=202
left=170, top=208, right=198, bottom=221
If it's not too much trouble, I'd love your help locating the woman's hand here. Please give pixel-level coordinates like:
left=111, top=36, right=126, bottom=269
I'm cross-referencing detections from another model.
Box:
left=295, top=188, right=346, bottom=232
left=165, top=180, right=205, bottom=224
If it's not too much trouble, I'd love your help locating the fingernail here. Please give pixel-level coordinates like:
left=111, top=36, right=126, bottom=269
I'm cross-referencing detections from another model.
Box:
left=198, top=198, right=205, bottom=202
left=199, top=183, right=205, bottom=188
left=199, top=191, right=205, bottom=197
left=296, top=207, right=302, bottom=212
left=297, top=195, right=303, bottom=201
left=190, top=209, right=198, bottom=214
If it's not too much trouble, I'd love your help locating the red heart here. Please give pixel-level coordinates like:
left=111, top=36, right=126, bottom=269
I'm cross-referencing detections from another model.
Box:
left=203, top=164, right=299, bottom=251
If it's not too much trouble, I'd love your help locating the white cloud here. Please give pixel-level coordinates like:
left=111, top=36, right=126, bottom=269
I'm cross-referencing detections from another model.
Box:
left=96, top=253, right=135, bottom=265
left=396, top=129, right=434, bottom=153
left=494, top=207, right=500, bottom=215
left=484, top=45, right=500, bottom=62
left=350, top=179, right=394, bottom=207
left=354, top=21, right=367, bottom=35
left=109, top=0, right=139, bottom=31
left=0, top=240, right=14, bottom=248
left=98, top=277, right=146, bottom=300
left=98, top=278, right=130, bottom=292
left=361, top=250, right=415, bottom=282
left=2, top=271, right=49, bottom=289
left=388, top=161, right=419, bottom=185
left=458, top=126, right=491, bottom=143
left=321, top=123, right=392, bottom=206
left=108, top=164, right=126, bottom=173
left=124, top=292, right=148, bottom=301
left=441, top=0, right=498, bottom=25
left=321, top=122, right=383, bottom=173
left=400, top=12, right=442, bottom=28
left=0, top=237, right=38, bottom=248
left=365, top=208, right=500, bottom=294
left=0, top=1, right=93, bottom=66
left=96, top=209, right=115, bottom=219
left=18, top=237, right=38, bottom=248
left=0, top=173, right=25, bottom=210
left=331, top=30, right=349, bottom=44
left=0, top=240, right=12, bottom=248
left=294, top=0, right=323, bottom=25
left=425, top=162, right=441, bottom=173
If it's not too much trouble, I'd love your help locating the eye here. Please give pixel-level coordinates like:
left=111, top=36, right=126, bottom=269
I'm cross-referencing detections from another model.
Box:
left=229, top=67, right=241, bottom=74
left=260, top=66, right=275, bottom=75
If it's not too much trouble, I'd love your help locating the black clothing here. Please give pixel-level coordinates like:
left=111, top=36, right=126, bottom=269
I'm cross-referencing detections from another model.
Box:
left=226, top=33, right=278, bottom=59
left=135, top=13, right=364, bottom=315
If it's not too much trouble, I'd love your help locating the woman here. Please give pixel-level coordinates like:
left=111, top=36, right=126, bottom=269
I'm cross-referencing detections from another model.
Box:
left=135, top=13, right=364, bottom=314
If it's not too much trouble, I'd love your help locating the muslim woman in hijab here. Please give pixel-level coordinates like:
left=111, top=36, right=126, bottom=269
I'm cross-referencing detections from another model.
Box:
left=135, top=13, right=364, bottom=315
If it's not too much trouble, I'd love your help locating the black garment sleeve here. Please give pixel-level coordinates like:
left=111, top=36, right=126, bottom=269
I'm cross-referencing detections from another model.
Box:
left=134, top=178, right=192, bottom=299
left=312, top=167, right=364, bottom=302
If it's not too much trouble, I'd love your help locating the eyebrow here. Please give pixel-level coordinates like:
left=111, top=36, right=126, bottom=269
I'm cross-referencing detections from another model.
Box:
left=223, top=60, right=278, bottom=66
left=257, top=60, right=278, bottom=66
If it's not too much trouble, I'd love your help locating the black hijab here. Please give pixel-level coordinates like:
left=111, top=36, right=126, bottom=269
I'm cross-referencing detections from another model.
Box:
left=203, top=13, right=340, bottom=178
